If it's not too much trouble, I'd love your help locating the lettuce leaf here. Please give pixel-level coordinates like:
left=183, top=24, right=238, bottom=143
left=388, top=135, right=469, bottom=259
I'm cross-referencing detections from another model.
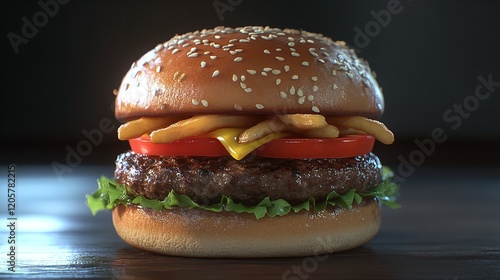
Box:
left=86, top=166, right=400, bottom=219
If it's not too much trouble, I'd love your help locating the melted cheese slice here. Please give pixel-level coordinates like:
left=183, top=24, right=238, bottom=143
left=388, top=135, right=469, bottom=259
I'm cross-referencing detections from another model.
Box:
left=209, top=128, right=290, bottom=160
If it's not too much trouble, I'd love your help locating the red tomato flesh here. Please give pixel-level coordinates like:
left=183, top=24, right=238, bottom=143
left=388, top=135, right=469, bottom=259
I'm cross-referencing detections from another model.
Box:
left=129, top=135, right=375, bottom=159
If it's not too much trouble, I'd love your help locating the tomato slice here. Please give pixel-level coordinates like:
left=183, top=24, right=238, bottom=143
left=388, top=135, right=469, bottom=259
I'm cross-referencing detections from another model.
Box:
left=255, top=135, right=375, bottom=159
left=129, top=134, right=374, bottom=159
left=129, top=136, right=230, bottom=157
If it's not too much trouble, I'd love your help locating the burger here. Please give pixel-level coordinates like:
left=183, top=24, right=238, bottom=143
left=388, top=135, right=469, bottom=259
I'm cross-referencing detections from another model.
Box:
left=87, top=26, right=399, bottom=257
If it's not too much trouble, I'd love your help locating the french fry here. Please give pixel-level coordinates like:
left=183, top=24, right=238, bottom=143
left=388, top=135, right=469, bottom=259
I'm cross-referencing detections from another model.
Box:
left=238, top=117, right=286, bottom=143
left=151, top=115, right=263, bottom=143
left=118, top=116, right=186, bottom=140
left=326, top=116, right=394, bottom=144
left=277, top=114, right=327, bottom=129
left=302, top=124, right=340, bottom=138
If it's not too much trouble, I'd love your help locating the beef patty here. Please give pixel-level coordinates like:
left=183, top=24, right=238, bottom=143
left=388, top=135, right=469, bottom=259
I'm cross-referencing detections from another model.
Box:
left=114, top=152, right=382, bottom=205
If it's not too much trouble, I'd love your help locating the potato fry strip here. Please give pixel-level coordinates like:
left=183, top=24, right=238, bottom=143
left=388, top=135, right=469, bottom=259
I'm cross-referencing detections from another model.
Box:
left=302, top=124, right=340, bottom=138
left=118, top=116, right=186, bottom=140
left=238, top=117, right=286, bottom=143
left=326, top=116, right=394, bottom=144
left=151, top=115, right=263, bottom=143
left=277, top=114, right=327, bottom=129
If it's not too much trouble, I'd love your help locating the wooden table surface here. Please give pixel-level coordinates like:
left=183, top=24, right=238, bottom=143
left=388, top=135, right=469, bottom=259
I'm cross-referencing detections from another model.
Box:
left=1, top=165, right=499, bottom=279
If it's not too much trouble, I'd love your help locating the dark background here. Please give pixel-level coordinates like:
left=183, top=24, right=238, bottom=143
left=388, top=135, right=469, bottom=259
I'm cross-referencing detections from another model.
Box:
left=1, top=0, right=500, bottom=169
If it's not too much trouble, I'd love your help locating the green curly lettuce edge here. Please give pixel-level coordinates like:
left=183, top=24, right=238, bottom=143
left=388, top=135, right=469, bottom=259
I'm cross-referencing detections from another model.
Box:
left=86, top=166, right=400, bottom=219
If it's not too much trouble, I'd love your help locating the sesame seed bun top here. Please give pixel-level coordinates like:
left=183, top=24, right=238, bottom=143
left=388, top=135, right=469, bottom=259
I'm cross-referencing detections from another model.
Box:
left=114, top=26, right=384, bottom=122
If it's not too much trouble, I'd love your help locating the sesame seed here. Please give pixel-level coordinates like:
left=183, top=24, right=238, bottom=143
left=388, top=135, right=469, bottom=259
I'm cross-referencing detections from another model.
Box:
left=309, top=48, right=316, bottom=51
left=288, top=37, right=294, bottom=41
left=346, top=72, right=354, bottom=78
left=284, top=65, right=290, bottom=72
left=261, top=72, right=268, bottom=76
left=213, top=44, right=221, bottom=48
left=239, top=39, right=250, bottom=43
left=201, top=61, right=207, bottom=68
left=290, top=48, right=296, bottom=52
left=276, top=48, right=282, bottom=51
left=272, top=69, right=281, bottom=75
left=291, top=75, right=299, bottom=80
left=307, top=95, right=314, bottom=101
left=307, top=39, right=315, bottom=43
left=255, top=104, right=264, bottom=109
left=276, top=56, right=285, bottom=62
left=318, top=58, right=325, bottom=64
left=297, top=89, right=304, bottom=96
left=212, top=70, right=220, bottom=77
left=290, top=86, right=296, bottom=95
left=167, top=45, right=174, bottom=50
left=204, top=51, right=210, bottom=55
left=332, top=70, right=337, bottom=76
left=288, top=42, right=295, bottom=47
left=298, top=96, right=305, bottom=104
left=240, top=82, right=247, bottom=89
left=229, top=39, right=238, bottom=43
left=178, top=73, right=186, bottom=82
left=245, top=88, right=253, bottom=93
left=247, top=70, right=257, bottom=75
left=333, top=84, right=338, bottom=89
left=230, top=50, right=237, bottom=55
left=192, top=99, right=199, bottom=106
left=264, top=49, right=270, bottom=54
left=291, top=52, right=300, bottom=57
left=188, top=52, right=198, bottom=58
left=188, top=47, right=197, bottom=53
left=156, top=65, right=162, bottom=73
left=215, top=35, right=221, bottom=39
left=172, top=49, right=180, bottom=54
left=232, top=74, right=238, bottom=82
left=154, top=44, right=163, bottom=52
left=263, top=67, right=272, bottom=72
left=234, top=103, right=243, bottom=111
left=276, top=78, right=281, bottom=85
left=235, top=49, right=243, bottom=53
left=311, top=106, right=320, bottom=113
left=280, top=91, right=287, bottom=98
left=313, top=85, right=319, bottom=92
left=223, top=48, right=230, bottom=52
left=201, top=100, right=208, bottom=107
left=311, top=76, right=318, bottom=81
left=301, top=61, right=309, bottom=66
left=234, top=57, right=243, bottom=62
left=310, top=51, right=319, bottom=57
left=210, top=56, right=217, bottom=60
left=240, top=75, right=246, bottom=82
left=182, top=43, right=190, bottom=48
left=173, top=71, right=179, bottom=80
left=299, top=39, right=306, bottom=43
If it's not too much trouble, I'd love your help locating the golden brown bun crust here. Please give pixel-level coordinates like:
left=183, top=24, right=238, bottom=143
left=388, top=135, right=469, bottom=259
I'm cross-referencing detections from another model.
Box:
left=115, top=26, right=384, bottom=122
left=112, top=198, right=381, bottom=257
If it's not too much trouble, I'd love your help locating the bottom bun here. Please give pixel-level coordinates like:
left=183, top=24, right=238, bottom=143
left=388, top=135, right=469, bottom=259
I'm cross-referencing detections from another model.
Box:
left=112, top=198, right=381, bottom=258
